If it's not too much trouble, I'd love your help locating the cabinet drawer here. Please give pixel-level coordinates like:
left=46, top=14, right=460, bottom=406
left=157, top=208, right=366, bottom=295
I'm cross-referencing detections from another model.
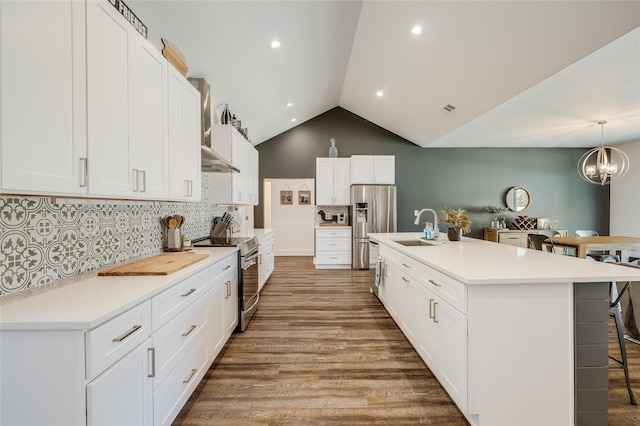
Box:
left=316, top=252, right=351, bottom=264
left=86, top=301, right=152, bottom=380
left=499, top=234, right=527, bottom=247
left=316, top=239, right=351, bottom=251
left=418, top=266, right=467, bottom=313
left=316, top=228, right=351, bottom=239
left=381, top=246, right=418, bottom=275
left=152, top=290, right=209, bottom=389
left=152, top=269, right=209, bottom=330
left=209, top=252, right=237, bottom=283
left=153, top=333, right=209, bottom=426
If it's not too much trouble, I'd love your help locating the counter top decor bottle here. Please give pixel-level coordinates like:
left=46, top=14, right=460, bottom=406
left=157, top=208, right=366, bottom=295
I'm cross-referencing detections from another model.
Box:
left=221, top=103, right=232, bottom=125
left=329, top=138, right=338, bottom=158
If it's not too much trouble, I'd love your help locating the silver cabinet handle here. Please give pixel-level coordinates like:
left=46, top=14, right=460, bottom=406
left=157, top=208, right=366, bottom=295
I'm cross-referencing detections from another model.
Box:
left=79, top=158, right=88, bottom=187
left=182, top=368, right=197, bottom=384
left=223, top=265, right=231, bottom=271
left=181, top=288, right=196, bottom=298
left=139, top=170, right=146, bottom=192
left=148, top=347, right=155, bottom=377
left=433, top=302, right=439, bottom=323
left=402, top=263, right=411, bottom=268
left=224, top=282, right=228, bottom=298
left=132, top=169, right=139, bottom=192
left=259, top=254, right=262, bottom=265
left=182, top=324, right=197, bottom=337
left=428, top=279, right=442, bottom=287
left=112, top=324, right=141, bottom=342
left=402, top=276, right=410, bottom=283
left=429, top=299, right=434, bottom=319
left=227, top=281, right=231, bottom=297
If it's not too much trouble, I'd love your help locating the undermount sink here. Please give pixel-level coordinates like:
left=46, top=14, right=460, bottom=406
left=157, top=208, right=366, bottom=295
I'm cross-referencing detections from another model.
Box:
left=392, top=239, right=437, bottom=247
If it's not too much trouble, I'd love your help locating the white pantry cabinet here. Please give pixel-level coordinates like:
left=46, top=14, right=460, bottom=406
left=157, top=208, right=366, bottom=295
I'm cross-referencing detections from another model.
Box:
left=315, top=158, right=351, bottom=205
left=350, top=155, right=395, bottom=184
left=168, top=67, right=201, bottom=201
left=86, top=0, right=169, bottom=199
left=0, top=0, right=88, bottom=196
left=208, top=125, right=259, bottom=205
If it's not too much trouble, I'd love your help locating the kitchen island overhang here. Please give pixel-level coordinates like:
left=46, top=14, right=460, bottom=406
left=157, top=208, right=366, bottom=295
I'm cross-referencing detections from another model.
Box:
left=369, top=233, right=640, bottom=426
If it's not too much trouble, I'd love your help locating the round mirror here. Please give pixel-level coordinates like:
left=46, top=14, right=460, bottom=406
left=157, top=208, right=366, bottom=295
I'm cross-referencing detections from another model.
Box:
left=505, top=186, right=530, bottom=212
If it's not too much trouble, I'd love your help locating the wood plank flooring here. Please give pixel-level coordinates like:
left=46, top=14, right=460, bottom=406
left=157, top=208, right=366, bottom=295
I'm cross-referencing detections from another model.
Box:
left=174, top=256, right=640, bottom=425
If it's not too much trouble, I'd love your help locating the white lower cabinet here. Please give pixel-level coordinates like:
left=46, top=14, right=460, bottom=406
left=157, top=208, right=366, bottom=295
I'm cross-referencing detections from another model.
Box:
left=87, top=338, right=154, bottom=426
left=258, top=231, right=275, bottom=291
left=314, top=227, right=352, bottom=269
left=0, top=252, right=239, bottom=426
left=379, top=244, right=467, bottom=413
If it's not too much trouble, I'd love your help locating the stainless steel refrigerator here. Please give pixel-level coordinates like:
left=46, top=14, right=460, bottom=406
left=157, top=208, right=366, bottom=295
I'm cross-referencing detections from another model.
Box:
left=351, top=184, right=397, bottom=269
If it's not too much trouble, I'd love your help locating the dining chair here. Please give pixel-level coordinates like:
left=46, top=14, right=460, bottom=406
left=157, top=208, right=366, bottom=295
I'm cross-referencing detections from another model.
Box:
left=605, top=255, right=637, bottom=405
left=575, top=229, right=606, bottom=260
left=536, top=230, right=562, bottom=253
left=527, top=234, right=554, bottom=252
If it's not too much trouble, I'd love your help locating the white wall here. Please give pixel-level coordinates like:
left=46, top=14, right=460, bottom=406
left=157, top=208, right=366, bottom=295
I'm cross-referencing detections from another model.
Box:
left=265, top=179, right=315, bottom=256
left=610, top=140, right=640, bottom=239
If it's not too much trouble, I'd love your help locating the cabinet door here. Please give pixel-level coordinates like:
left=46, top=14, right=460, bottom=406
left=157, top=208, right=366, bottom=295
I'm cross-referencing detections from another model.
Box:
left=380, top=262, right=401, bottom=321
left=86, top=339, right=153, bottom=426
left=168, top=68, right=201, bottom=201
left=350, top=155, right=374, bottom=184
left=416, top=285, right=439, bottom=369
left=333, top=158, right=352, bottom=205
left=437, top=301, right=467, bottom=410
left=399, top=273, right=420, bottom=346
left=224, top=270, right=239, bottom=335
left=129, top=36, right=169, bottom=199
left=315, top=158, right=334, bottom=204
left=209, top=277, right=226, bottom=357
left=86, top=0, right=133, bottom=197
left=184, top=84, right=202, bottom=200
left=373, top=156, right=395, bottom=184
left=0, top=0, right=87, bottom=195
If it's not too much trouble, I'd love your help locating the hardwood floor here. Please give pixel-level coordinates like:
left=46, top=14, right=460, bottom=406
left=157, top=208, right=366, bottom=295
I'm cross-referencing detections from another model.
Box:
left=174, top=256, right=640, bottom=425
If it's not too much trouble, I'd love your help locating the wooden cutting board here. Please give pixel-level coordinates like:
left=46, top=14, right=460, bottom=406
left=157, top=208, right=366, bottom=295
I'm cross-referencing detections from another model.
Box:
left=98, top=253, right=209, bottom=276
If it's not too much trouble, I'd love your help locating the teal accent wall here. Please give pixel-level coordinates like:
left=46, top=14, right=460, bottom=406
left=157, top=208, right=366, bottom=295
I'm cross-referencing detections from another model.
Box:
left=255, top=107, right=609, bottom=238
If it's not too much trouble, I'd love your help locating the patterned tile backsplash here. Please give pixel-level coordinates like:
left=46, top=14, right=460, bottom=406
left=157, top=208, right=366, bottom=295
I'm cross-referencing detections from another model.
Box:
left=0, top=175, right=246, bottom=296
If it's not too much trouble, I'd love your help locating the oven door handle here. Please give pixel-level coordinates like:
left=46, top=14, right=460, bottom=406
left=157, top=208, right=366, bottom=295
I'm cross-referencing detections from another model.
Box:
left=243, top=251, right=259, bottom=267
left=244, top=292, right=260, bottom=314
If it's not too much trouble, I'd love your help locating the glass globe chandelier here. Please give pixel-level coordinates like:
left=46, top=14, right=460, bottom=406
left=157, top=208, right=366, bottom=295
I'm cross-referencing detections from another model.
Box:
left=577, top=120, right=630, bottom=185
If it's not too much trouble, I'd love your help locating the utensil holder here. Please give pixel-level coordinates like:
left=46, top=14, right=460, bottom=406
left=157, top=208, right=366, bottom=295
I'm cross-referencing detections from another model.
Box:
left=167, top=229, right=182, bottom=249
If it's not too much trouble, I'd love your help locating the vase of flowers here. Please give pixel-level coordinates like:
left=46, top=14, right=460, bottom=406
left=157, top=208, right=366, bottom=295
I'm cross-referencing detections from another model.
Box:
left=438, top=206, right=471, bottom=241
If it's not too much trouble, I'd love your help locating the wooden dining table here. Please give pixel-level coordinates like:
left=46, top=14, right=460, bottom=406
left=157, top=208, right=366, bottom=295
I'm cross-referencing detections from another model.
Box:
left=545, top=235, right=640, bottom=261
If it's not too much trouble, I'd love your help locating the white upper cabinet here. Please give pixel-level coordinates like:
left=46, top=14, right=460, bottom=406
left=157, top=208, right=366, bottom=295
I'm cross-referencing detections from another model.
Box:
left=350, top=155, right=395, bottom=184
left=316, top=158, right=351, bottom=205
left=168, top=67, right=201, bottom=201
left=208, top=125, right=259, bottom=205
left=0, top=0, right=88, bottom=196
left=87, top=0, right=169, bottom=199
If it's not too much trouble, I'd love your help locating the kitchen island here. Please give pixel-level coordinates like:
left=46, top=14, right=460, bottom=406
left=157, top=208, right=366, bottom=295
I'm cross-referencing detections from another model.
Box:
left=370, top=233, right=640, bottom=426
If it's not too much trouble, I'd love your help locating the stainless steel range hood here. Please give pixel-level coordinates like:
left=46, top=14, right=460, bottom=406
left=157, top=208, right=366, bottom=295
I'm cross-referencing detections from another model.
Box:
left=188, top=77, right=239, bottom=173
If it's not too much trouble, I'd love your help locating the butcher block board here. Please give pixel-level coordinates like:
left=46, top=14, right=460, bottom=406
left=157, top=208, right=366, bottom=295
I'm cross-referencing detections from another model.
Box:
left=98, top=253, right=209, bottom=276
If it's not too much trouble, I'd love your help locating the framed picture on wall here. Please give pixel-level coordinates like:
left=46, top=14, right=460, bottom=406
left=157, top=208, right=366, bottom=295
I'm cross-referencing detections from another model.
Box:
left=298, top=190, right=311, bottom=205
left=280, top=190, right=293, bottom=205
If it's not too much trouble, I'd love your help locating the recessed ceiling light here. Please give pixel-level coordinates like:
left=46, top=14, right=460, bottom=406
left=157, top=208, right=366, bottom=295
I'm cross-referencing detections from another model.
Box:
left=290, top=118, right=297, bottom=123
left=270, top=40, right=281, bottom=49
left=411, top=25, right=423, bottom=35
left=376, top=91, right=384, bottom=97
left=286, top=102, right=294, bottom=107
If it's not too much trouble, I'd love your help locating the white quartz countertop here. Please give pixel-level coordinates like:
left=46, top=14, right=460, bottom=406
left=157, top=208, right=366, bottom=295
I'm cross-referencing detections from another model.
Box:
left=370, top=232, right=640, bottom=285
left=0, top=247, right=238, bottom=331
left=230, top=228, right=274, bottom=239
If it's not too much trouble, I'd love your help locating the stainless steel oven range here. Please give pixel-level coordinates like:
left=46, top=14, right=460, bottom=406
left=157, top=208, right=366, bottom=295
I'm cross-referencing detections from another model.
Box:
left=192, top=236, right=260, bottom=332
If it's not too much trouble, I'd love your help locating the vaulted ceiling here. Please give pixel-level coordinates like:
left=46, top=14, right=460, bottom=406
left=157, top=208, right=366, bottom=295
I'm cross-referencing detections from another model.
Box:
left=131, top=0, right=640, bottom=148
